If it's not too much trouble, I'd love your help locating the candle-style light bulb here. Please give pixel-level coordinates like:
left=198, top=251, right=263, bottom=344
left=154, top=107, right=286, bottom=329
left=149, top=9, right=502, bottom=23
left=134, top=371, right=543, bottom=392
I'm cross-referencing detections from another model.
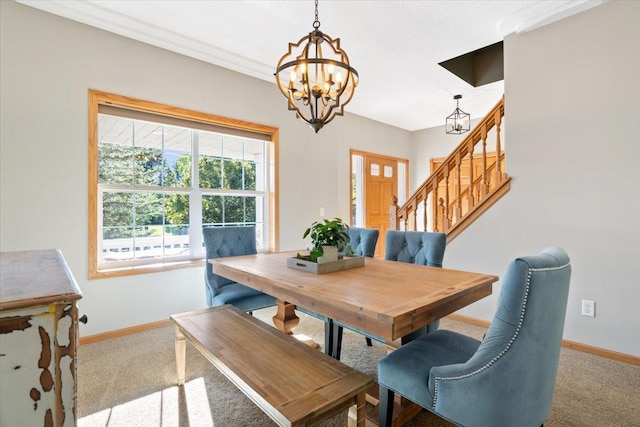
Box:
left=289, top=70, right=296, bottom=89
left=328, top=64, right=335, bottom=83
left=335, top=71, right=343, bottom=90
left=299, top=63, right=307, bottom=84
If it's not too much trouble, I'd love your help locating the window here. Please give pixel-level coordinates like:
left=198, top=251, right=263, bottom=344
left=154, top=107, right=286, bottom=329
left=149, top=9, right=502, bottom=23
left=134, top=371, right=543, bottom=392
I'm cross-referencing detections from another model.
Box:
left=89, top=90, right=279, bottom=278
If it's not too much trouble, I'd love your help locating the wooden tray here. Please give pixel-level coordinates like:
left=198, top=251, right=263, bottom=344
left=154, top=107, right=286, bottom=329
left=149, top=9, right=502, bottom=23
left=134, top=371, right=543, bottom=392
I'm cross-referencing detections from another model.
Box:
left=287, top=256, right=365, bottom=274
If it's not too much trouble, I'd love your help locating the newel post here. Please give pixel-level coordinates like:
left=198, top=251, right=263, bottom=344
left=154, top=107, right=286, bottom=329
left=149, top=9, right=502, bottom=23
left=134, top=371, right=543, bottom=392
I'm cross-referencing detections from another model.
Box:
left=390, top=195, right=399, bottom=230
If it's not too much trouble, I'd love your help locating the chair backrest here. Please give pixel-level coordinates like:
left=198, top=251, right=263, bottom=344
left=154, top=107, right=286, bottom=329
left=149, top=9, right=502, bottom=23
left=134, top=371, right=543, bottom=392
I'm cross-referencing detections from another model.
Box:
left=430, top=246, right=571, bottom=427
left=384, top=230, right=446, bottom=267
left=348, top=227, right=379, bottom=257
left=203, top=226, right=257, bottom=294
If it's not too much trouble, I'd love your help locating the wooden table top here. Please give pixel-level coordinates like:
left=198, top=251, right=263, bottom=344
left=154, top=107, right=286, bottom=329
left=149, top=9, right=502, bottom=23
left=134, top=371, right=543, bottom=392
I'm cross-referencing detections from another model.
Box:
left=171, top=305, right=373, bottom=426
left=210, top=252, right=498, bottom=341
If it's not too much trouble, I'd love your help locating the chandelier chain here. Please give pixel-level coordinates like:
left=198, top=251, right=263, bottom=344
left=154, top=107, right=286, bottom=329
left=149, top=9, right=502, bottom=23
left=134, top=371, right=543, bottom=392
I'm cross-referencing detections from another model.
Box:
left=313, top=0, right=320, bottom=29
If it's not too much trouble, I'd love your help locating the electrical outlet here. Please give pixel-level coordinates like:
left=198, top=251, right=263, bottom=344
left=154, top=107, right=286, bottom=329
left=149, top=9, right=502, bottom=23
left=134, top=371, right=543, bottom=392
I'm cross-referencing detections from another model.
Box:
left=319, top=207, right=325, bottom=217
left=581, top=300, right=595, bottom=317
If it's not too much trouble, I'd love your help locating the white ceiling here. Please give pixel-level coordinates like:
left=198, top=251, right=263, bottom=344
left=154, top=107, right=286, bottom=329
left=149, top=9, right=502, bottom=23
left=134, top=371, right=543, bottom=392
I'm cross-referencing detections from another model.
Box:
left=18, top=0, right=603, bottom=131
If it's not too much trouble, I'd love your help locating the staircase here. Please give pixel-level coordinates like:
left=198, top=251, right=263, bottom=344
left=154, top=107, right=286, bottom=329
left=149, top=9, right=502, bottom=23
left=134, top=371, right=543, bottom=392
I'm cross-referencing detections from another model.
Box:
left=390, top=96, right=510, bottom=242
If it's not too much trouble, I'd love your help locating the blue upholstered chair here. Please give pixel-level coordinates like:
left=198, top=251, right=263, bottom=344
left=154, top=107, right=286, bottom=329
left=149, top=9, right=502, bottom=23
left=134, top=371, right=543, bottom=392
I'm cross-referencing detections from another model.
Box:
left=378, top=247, right=572, bottom=427
left=348, top=227, right=379, bottom=258
left=203, top=226, right=275, bottom=313
left=298, top=227, right=379, bottom=356
left=332, top=230, right=444, bottom=360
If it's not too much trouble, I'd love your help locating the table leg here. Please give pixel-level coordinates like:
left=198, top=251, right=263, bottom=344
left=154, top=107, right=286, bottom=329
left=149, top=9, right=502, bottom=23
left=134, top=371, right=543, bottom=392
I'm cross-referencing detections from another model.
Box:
left=175, top=325, right=186, bottom=386
left=348, top=392, right=367, bottom=427
left=271, top=299, right=299, bottom=334
left=271, top=299, right=320, bottom=349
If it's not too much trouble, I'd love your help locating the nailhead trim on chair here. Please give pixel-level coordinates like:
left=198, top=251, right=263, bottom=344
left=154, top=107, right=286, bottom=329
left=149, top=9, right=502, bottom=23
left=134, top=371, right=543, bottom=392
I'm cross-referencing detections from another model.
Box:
left=431, top=262, right=571, bottom=410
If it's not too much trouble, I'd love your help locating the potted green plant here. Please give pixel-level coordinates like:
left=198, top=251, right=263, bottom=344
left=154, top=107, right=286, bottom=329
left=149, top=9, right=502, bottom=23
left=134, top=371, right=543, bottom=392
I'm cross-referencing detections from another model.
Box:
left=299, top=217, right=351, bottom=263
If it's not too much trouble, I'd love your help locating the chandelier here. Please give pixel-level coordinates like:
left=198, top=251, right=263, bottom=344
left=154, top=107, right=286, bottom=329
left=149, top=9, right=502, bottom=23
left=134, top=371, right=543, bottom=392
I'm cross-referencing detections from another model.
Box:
left=275, top=0, right=359, bottom=133
left=446, top=94, right=470, bottom=134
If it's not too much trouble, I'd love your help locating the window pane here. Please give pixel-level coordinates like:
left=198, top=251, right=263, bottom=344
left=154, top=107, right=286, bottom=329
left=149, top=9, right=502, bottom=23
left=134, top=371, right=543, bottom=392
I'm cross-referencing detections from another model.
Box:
left=223, top=159, right=244, bottom=190
left=202, top=195, right=223, bottom=226
left=164, top=126, right=192, bottom=188
left=245, top=196, right=257, bottom=223
left=102, top=192, right=135, bottom=262
left=164, top=225, right=190, bottom=258
left=98, top=114, right=134, bottom=185
left=134, top=120, right=164, bottom=186
left=165, top=194, right=190, bottom=258
left=101, top=191, right=190, bottom=263
left=398, top=162, right=407, bottom=205
left=223, top=136, right=243, bottom=190
left=224, top=196, right=244, bottom=223
left=199, top=155, right=223, bottom=189
left=133, top=193, right=164, bottom=260
left=244, top=139, right=264, bottom=191
left=223, top=135, right=244, bottom=160
left=102, top=192, right=133, bottom=239
left=166, top=194, right=190, bottom=226
left=244, top=160, right=257, bottom=191
left=199, top=131, right=223, bottom=189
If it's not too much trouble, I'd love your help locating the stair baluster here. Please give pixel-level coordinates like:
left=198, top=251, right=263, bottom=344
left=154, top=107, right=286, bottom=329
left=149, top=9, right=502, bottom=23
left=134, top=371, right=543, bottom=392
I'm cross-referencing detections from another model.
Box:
left=391, top=96, right=510, bottom=243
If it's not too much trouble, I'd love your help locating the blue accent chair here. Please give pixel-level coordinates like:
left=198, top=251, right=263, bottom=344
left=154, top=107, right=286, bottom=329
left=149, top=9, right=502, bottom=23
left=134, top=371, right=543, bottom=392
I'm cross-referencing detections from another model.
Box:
left=203, top=226, right=276, bottom=313
left=332, top=230, right=445, bottom=360
left=348, top=227, right=380, bottom=258
left=378, top=247, right=571, bottom=427
left=298, top=227, right=379, bottom=357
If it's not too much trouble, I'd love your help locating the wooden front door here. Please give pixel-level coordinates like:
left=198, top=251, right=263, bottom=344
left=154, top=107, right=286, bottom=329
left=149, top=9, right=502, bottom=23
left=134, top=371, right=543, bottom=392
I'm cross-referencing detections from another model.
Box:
left=365, top=155, right=398, bottom=258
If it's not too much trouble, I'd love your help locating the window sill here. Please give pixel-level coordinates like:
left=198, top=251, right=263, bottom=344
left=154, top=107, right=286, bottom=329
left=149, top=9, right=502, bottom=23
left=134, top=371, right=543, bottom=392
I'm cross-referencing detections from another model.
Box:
left=89, top=259, right=205, bottom=280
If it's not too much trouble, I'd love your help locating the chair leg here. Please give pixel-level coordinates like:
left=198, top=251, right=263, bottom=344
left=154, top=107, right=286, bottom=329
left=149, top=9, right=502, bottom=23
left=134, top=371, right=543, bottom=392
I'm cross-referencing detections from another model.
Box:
left=323, top=319, right=333, bottom=356
left=401, top=325, right=428, bottom=344
left=378, top=385, right=394, bottom=427
left=365, top=337, right=372, bottom=347
left=331, top=324, right=344, bottom=360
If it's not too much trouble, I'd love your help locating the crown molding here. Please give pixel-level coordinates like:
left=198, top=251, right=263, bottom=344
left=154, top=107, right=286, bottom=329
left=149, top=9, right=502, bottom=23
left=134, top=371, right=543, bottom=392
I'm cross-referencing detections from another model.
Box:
left=17, top=0, right=275, bottom=82
left=497, top=0, right=606, bottom=36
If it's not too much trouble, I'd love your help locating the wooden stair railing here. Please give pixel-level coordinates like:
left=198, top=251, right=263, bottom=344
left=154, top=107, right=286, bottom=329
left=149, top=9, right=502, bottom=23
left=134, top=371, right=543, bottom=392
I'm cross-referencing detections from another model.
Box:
left=391, top=96, right=510, bottom=243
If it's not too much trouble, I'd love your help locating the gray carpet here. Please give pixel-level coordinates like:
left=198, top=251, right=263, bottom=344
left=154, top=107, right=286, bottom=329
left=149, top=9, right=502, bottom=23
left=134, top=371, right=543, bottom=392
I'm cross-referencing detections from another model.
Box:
left=78, top=307, right=640, bottom=426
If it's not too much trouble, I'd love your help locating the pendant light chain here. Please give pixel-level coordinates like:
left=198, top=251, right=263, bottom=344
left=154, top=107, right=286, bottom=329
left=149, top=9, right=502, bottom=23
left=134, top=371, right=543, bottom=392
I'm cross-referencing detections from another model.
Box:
left=313, top=0, right=320, bottom=29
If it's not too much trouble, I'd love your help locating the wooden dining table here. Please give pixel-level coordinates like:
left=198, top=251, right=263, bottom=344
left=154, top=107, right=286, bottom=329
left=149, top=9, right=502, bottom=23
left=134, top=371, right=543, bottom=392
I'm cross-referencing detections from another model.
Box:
left=210, top=251, right=498, bottom=344
left=210, top=251, right=498, bottom=426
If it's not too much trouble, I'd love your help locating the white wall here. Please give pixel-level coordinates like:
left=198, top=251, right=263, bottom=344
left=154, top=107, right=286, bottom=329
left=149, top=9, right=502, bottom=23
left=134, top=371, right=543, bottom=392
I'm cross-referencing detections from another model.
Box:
left=0, top=1, right=411, bottom=336
left=412, top=1, right=640, bottom=356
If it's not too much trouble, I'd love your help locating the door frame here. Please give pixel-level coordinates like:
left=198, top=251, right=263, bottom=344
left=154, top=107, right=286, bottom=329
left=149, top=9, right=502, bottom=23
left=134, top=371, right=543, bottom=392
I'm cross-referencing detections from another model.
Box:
left=350, top=149, right=409, bottom=255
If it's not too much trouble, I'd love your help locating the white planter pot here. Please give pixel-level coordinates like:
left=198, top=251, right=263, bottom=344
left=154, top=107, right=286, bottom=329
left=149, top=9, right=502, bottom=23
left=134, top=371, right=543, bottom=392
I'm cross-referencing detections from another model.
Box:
left=318, top=246, right=338, bottom=263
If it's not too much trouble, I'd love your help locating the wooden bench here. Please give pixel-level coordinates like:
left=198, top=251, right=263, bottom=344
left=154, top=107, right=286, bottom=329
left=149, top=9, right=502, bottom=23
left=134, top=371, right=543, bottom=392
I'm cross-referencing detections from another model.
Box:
left=171, top=305, right=373, bottom=426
